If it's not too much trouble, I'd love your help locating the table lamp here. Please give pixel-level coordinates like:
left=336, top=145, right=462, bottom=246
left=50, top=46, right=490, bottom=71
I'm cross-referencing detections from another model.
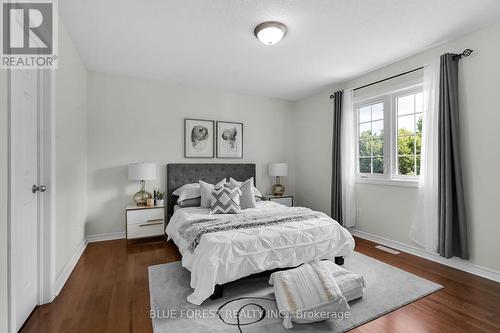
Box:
left=269, top=163, right=288, bottom=196
left=128, top=162, right=156, bottom=206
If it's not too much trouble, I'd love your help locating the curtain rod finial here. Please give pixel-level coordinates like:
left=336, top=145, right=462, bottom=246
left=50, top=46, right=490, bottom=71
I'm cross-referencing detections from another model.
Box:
left=463, top=48, right=473, bottom=57
left=453, top=48, right=473, bottom=60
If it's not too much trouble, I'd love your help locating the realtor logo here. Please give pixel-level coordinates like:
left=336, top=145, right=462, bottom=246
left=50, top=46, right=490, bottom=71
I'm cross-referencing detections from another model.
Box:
left=1, top=0, right=58, bottom=69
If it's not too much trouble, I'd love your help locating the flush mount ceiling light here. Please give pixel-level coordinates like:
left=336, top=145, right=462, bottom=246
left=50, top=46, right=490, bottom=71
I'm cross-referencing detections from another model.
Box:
left=254, top=21, right=287, bottom=45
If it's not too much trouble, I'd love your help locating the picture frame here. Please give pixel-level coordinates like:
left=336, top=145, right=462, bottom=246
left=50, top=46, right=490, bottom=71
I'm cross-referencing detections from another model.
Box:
left=216, top=121, right=243, bottom=159
left=184, top=118, right=215, bottom=158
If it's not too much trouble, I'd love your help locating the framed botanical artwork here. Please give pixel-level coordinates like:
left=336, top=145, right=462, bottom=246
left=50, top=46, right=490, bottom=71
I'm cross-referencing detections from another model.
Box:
left=184, top=118, right=215, bottom=158
left=216, top=121, right=243, bottom=159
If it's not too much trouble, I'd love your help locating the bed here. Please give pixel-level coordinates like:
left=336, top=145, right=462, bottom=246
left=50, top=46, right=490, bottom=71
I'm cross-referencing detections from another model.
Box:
left=165, top=163, right=355, bottom=305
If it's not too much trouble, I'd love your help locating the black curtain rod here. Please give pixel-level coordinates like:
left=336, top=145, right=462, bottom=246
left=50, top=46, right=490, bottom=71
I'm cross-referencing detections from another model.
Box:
left=353, top=66, right=423, bottom=92
left=329, top=66, right=422, bottom=98
left=329, top=48, right=473, bottom=98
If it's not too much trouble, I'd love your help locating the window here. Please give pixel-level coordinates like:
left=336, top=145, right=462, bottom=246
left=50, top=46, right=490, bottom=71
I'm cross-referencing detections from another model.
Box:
left=396, top=92, right=423, bottom=176
left=358, top=102, right=384, bottom=174
left=355, top=86, right=423, bottom=183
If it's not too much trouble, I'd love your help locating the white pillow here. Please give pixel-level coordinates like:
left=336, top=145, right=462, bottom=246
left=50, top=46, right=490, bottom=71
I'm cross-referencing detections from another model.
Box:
left=177, top=197, right=201, bottom=208
left=269, top=260, right=350, bottom=329
left=229, top=177, right=263, bottom=198
left=199, top=179, right=226, bottom=208
left=172, top=183, right=200, bottom=202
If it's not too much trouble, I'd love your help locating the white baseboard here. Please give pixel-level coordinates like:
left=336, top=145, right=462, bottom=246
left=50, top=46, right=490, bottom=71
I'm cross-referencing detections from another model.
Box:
left=349, top=228, right=500, bottom=283
left=86, top=231, right=126, bottom=243
left=52, top=232, right=126, bottom=298
left=55, top=239, right=87, bottom=296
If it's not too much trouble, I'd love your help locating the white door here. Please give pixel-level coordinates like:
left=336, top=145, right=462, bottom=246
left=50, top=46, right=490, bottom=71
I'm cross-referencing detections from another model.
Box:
left=11, top=69, right=40, bottom=331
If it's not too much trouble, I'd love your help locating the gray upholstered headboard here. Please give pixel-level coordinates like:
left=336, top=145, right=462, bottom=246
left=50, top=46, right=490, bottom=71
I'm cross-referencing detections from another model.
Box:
left=166, top=163, right=256, bottom=217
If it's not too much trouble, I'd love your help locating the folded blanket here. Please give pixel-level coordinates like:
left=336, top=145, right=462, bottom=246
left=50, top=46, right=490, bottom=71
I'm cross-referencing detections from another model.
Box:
left=179, top=207, right=326, bottom=251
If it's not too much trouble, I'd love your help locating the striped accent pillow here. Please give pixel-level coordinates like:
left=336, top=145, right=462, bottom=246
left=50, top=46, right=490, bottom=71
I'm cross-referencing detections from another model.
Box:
left=236, top=178, right=256, bottom=209
left=229, top=177, right=263, bottom=198
left=210, top=185, right=242, bottom=214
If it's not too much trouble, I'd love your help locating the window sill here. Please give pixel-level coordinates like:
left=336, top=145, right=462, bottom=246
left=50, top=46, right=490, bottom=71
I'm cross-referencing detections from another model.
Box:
left=355, top=177, right=419, bottom=188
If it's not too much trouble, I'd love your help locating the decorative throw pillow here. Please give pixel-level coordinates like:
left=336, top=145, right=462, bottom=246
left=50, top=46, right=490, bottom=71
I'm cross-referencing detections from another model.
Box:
left=229, top=177, right=263, bottom=198
left=172, top=183, right=200, bottom=202
left=269, top=260, right=350, bottom=329
left=234, top=178, right=256, bottom=209
left=210, top=185, right=242, bottom=214
left=200, top=179, right=226, bottom=208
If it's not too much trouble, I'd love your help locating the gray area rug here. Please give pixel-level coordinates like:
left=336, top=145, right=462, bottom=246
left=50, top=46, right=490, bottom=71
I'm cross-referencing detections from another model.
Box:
left=149, top=252, right=442, bottom=333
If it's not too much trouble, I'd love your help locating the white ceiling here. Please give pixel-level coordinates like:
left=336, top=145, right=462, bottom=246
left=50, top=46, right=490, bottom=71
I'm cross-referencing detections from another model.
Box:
left=60, top=0, right=500, bottom=100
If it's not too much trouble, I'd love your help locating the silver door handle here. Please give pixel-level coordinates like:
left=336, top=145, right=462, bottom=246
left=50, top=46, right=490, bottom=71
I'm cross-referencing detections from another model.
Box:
left=32, top=185, right=47, bottom=193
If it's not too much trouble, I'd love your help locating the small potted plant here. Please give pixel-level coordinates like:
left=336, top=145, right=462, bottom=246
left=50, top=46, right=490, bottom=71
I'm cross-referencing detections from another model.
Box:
left=155, top=190, right=165, bottom=206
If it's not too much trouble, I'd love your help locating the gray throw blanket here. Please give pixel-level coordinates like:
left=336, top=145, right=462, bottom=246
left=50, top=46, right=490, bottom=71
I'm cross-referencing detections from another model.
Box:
left=179, top=209, right=325, bottom=251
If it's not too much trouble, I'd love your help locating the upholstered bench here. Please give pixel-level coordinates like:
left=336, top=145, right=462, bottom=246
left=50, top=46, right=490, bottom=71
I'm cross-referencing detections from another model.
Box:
left=322, top=260, right=365, bottom=302
left=269, top=259, right=365, bottom=329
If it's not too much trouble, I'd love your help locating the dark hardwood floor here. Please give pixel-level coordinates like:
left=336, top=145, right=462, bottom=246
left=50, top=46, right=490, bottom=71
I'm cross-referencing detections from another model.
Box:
left=21, top=237, right=500, bottom=333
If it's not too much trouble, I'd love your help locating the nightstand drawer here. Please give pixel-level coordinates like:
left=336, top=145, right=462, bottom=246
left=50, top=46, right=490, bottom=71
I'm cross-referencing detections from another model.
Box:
left=272, top=197, right=293, bottom=207
left=127, top=208, right=164, bottom=225
left=262, top=195, right=293, bottom=207
left=127, top=220, right=164, bottom=239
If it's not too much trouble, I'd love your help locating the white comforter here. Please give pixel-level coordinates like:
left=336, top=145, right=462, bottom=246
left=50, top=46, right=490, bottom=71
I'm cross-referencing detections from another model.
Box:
left=166, top=201, right=355, bottom=305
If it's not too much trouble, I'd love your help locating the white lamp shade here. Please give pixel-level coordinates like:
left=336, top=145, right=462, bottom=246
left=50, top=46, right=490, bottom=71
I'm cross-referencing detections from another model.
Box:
left=268, top=163, right=288, bottom=177
left=128, top=163, right=156, bottom=181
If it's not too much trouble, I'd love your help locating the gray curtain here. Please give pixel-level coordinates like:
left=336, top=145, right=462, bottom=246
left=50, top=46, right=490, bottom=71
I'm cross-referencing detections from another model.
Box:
left=438, top=53, right=469, bottom=259
left=331, top=90, right=343, bottom=224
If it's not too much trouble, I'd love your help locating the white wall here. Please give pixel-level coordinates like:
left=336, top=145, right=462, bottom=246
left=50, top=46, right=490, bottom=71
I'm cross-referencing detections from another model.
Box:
left=55, top=21, right=88, bottom=278
left=293, top=22, right=500, bottom=272
left=86, top=72, right=295, bottom=237
left=0, top=66, right=8, bottom=333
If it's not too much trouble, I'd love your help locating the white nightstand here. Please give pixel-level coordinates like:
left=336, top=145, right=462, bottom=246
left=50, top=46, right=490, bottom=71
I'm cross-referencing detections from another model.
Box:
left=261, top=195, right=293, bottom=207
left=125, top=205, right=165, bottom=240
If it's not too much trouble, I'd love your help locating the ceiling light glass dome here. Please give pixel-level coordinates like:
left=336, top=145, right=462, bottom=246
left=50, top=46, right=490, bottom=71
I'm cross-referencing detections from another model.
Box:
left=254, top=21, right=287, bottom=45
